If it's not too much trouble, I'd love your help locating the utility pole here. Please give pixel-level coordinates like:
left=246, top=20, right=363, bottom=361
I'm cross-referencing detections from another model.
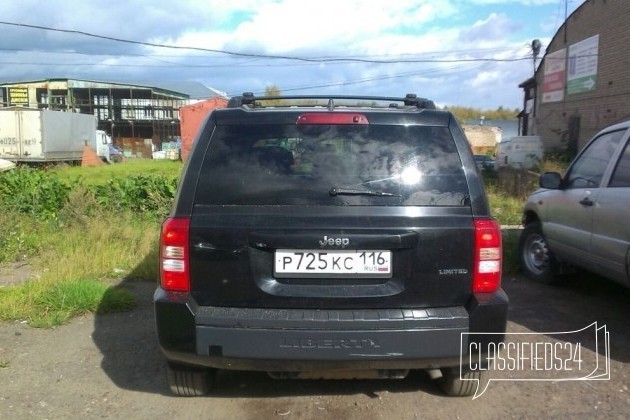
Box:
left=564, top=0, right=569, bottom=43
left=532, top=39, right=542, bottom=76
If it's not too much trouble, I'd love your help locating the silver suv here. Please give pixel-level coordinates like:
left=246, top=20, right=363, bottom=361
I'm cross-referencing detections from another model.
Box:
left=520, top=120, right=630, bottom=286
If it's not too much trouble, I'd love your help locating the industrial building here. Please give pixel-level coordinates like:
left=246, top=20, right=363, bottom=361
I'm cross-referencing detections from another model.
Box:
left=519, top=0, right=630, bottom=155
left=0, top=78, right=227, bottom=157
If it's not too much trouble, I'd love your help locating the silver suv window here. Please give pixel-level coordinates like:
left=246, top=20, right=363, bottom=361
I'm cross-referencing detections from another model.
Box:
left=195, top=124, right=468, bottom=206
left=565, top=130, right=625, bottom=188
left=609, top=136, right=630, bottom=187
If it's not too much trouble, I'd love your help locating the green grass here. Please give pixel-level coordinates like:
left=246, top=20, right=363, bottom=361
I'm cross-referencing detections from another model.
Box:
left=0, top=278, right=136, bottom=327
left=0, top=209, right=157, bottom=326
left=0, top=159, right=546, bottom=328
left=0, top=213, right=42, bottom=263
left=0, top=161, right=168, bottom=327
left=51, top=159, right=183, bottom=185
left=501, top=229, right=521, bottom=275
left=487, top=187, right=526, bottom=226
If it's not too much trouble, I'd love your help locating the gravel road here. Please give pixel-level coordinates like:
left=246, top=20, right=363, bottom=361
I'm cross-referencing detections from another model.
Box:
left=1, top=272, right=629, bottom=419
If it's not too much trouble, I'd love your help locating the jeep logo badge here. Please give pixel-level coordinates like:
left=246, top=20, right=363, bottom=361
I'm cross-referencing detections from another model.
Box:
left=319, top=235, right=350, bottom=248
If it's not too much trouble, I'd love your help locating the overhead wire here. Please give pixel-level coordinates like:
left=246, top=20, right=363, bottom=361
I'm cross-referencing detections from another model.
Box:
left=0, top=21, right=532, bottom=64
left=0, top=20, right=535, bottom=97
left=0, top=45, right=523, bottom=64
left=240, top=63, right=491, bottom=96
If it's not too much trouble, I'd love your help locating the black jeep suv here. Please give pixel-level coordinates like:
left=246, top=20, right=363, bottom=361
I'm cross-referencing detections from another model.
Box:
left=155, top=93, right=508, bottom=397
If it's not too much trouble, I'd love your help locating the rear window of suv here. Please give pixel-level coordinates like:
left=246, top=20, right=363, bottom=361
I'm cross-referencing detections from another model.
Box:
left=195, top=123, right=468, bottom=206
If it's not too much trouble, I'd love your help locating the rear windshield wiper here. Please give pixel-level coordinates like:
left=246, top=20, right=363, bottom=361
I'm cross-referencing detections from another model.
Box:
left=329, top=187, right=400, bottom=197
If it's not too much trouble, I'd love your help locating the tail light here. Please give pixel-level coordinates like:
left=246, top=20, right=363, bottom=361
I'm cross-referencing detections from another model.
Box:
left=472, top=219, right=502, bottom=294
left=160, top=217, right=190, bottom=292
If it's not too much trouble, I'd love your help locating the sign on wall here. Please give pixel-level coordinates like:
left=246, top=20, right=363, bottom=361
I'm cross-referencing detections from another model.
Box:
left=567, top=34, right=599, bottom=95
left=8, top=88, right=29, bottom=105
left=542, top=49, right=566, bottom=103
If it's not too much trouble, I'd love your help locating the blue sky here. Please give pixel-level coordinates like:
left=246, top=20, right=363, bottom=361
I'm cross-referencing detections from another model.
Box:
left=0, top=0, right=587, bottom=109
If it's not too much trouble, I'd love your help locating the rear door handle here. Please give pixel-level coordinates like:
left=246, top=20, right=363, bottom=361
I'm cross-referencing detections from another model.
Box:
left=194, top=242, right=247, bottom=255
left=579, top=198, right=594, bottom=206
left=194, top=242, right=218, bottom=251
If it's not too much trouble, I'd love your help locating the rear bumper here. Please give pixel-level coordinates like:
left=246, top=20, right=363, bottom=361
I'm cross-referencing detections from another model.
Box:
left=154, top=287, right=508, bottom=371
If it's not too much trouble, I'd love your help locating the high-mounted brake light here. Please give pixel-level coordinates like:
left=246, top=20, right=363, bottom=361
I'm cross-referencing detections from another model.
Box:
left=472, top=219, right=502, bottom=294
left=160, top=217, right=190, bottom=292
left=296, top=113, right=369, bottom=125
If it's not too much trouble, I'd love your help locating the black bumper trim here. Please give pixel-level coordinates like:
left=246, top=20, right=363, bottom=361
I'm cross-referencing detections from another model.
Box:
left=195, top=305, right=469, bottom=330
left=154, top=287, right=508, bottom=370
left=192, top=306, right=469, bottom=365
left=195, top=325, right=467, bottom=363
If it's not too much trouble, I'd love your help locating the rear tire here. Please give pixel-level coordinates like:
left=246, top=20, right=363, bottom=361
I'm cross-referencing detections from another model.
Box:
left=166, top=363, right=216, bottom=397
left=519, top=222, right=560, bottom=284
left=438, top=367, right=488, bottom=397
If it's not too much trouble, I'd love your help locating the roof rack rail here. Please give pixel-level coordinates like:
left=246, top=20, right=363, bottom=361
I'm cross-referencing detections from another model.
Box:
left=226, top=93, right=436, bottom=110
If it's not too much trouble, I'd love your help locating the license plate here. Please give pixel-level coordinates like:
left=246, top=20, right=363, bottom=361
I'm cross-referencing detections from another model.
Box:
left=274, top=250, right=392, bottom=278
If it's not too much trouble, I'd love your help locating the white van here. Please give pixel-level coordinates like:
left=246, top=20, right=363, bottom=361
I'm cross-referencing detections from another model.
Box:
left=495, top=136, right=543, bottom=170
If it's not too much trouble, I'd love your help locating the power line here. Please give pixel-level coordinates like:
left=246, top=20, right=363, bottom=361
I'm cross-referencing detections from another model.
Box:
left=0, top=57, right=533, bottom=69
left=240, top=63, right=489, bottom=96
left=0, top=45, right=522, bottom=61
left=0, top=21, right=532, bottom=64
left=0, top=46, right=528, bottom=68
left=0, top=20, right=538, bottom=101
left=0, top=60, right=272, bottom=68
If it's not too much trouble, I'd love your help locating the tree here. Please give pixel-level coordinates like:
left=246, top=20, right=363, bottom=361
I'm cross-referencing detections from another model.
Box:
left=443, top=105, right=518, bottom=122
left=262, top=85, right=284, bottom=106
left=264, top=85, right=281, bottom=97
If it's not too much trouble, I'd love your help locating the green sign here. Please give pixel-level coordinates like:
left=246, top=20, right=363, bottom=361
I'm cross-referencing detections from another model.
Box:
left=567, top=35, right=599, bottom=96
left=567, top=76, right=596, bottom=95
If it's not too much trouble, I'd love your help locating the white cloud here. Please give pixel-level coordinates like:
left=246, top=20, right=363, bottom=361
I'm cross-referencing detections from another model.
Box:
left=220, top=0, right=457, bottom=54
left=459, top=13, right=522, bottom=43
left=469, top=69, right=503, bottom=88
left=466, top=0, right=556, bottom=5
left=0, top=0, right=580, bottom=109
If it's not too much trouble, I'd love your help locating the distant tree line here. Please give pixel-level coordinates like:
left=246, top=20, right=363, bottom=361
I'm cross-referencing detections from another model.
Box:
left=442, top=105, right=520, bottom=121
left=262, top=86, right=519, bottom=120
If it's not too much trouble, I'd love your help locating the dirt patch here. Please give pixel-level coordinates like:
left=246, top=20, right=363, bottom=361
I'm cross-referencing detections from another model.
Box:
left=0, top=262, right=39, bottom=287
left=0, top=276, right=629, bottom=419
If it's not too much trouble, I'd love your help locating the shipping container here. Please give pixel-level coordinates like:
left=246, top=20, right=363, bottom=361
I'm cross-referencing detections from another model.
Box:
left=179, top=98, right=228, bottom=161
